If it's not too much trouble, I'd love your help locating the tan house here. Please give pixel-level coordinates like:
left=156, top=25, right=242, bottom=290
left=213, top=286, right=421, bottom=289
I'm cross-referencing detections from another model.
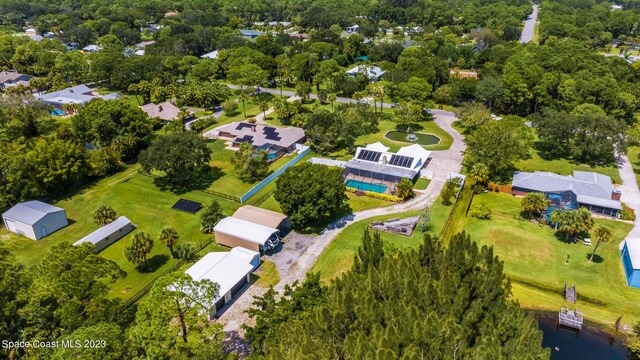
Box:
left=140, top=102, right=183, bottom=121
left=232, top=205, right=290, bottom=229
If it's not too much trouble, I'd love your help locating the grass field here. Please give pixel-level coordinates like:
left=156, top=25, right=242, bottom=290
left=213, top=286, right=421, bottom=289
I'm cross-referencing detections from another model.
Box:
left=312, top=199, right=453, bottom=282
left=463, top=192, right=638, bottom=329
left=516, top=148, right=622, bottom=184
left=254, top=260, right=281, bottom=288
left=205, top=140, right=294, bottom=197
left=0, top=165, right=239, bottom=298
left=414, top=177, right=431, bottom=190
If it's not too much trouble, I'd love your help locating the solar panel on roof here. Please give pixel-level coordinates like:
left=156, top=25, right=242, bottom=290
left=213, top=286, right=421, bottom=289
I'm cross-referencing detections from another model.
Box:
left=357, top=149, right=382, bottom=162
left=236, top=123, right=254, bottom=130
left=265, top=133, right=281, bottom=141
left=171, top=199, right=202, bottom=214
left=235, top=135, right=254, bottom=143
left=389, top=154, right=413, bottom=168
left=263, top=127, right=276, bottom=133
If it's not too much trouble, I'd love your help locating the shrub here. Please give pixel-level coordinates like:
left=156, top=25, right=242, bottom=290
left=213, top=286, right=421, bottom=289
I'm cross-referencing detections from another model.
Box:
left=346, top=187, right=402, bottom=202
left=200, top=201, right=224, bottom=234
left=222, top=99, right=238, bottom=115
left=470, top=204, right=492, bottom=220
left=174, top=243, right=197, bottom=261
left=396, top=178, right=415, bottom=200
left=622, top=203, right=636, bottom=221
left=248, top=117, right=257, bottom=124
left=204, top=110, right=213, bottom=115
left=189, top=117, right=217, bottom=132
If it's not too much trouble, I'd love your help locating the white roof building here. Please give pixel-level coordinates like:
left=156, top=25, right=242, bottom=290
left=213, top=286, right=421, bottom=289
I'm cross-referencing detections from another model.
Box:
left=213, top=217, right=280, bottom=252
left=365, top=142, right=390, bottom=152
left=185, top=247, right=260, bottom=317
left=201, top=50, right=219, bottom=59
left=2, top=201, right=68, bottom=240
left=346, top=65, right=386, bottom=81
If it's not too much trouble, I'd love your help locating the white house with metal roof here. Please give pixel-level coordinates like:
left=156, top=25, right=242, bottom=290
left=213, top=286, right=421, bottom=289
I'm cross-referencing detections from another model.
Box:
left=200, top=50, right=220, bottom=59
left=346, top=65, right=386, bottom=81
left=512, top=171, right=622, bottom=217
left=343, top=144, right=431, bottom=187
left=2, top=201, right=68, bottom=240
left=35, top=85, right=119, bottom=108
left=73, top=216, right=134, bottom=252
left=621, top=238, right=640, bottom=288
left=213, top=217, right=280, bottom=252
left=185, top=247, right=260, bottom=318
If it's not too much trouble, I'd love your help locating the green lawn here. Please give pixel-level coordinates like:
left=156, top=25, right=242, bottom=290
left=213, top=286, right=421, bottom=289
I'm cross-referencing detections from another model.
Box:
left=516, top=148, right=622, bottom=184
left=414, top=177, right=431, bottom=190
left=254, top=260, right=281, bottom=288
left=627, top=146, right=640, bottom=187
left=205, top=140, right=294, bottom=197
left=463, top=192, right=638, bottom=329
left=312, top=199, right=453, bottom=282
left=0, top=165, right=238, bottom=299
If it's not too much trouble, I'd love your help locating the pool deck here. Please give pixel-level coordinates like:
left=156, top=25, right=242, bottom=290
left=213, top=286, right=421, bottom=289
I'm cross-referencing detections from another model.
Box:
left=344, top=174, right=397, bottom=195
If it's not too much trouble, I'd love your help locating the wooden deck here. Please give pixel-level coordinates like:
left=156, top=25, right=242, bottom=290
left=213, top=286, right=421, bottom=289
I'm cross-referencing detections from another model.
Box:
left=565, top=284, right=576, bottom=303
left=558, top=307, right=583, bottom=331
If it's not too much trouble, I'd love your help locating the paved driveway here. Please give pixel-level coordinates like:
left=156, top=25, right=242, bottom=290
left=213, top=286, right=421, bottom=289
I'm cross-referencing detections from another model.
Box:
left=617, top=155, right=640, bottom=237
left=520, top=4, right=539, bottom=44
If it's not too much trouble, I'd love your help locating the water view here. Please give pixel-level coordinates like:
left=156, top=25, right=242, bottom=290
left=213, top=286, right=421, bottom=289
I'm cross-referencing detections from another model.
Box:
left=538, top=316, right=628, bottom=360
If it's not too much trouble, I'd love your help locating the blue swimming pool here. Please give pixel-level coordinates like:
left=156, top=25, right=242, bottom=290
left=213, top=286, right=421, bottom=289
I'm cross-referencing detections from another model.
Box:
left=345, top=179, right=387, bottom=193
left=50, top=109, right=64, bottom=116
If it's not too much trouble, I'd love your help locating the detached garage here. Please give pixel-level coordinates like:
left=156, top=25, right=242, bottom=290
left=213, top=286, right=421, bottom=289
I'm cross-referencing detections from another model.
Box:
left=185, top=247, right=260, bottom=318
left=2, top=201, right=68, bottom=240
left=214, top=217, right=280, bottom=252
left=73, top=216, right=134, bottom=252
left=621, top=238, right=640, bottom=288
left=232, top=205, right=290, bottom=229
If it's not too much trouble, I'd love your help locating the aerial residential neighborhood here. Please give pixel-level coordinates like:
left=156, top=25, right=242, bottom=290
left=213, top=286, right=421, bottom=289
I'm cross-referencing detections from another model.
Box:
left=0, top=0, right=640, bottom=359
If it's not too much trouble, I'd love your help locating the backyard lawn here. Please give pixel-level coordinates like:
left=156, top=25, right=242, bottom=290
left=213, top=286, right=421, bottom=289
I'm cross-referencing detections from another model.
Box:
left=205, top=140, right=294, bottom=198
left=516, top=148, right=622, bottom=184
left=464, top=192, right=638, bottom=329
left=0, top=165, right=238, bottom=299
left=312, top=199, right=453, bottom=282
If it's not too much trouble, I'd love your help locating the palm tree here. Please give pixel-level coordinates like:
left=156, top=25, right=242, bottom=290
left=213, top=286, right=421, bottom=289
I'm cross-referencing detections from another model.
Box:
left=590, top=224, right=612, bottom=262
left=93, top=204, right=117, bottom=226
left=327, top=93, right=337, bottom=111
left=554, top=208, right=594, bottom=242
left=159, top=227, right=179, bottom=258
left=521, top=192, right=550, bottom=219
left=239, top=89, right=249, bottom=118
left=124, top=232, right=154, bottom=270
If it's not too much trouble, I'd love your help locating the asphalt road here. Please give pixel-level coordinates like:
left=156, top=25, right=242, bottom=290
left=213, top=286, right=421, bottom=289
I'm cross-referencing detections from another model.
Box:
left=520, top=4, right=539, bottom=44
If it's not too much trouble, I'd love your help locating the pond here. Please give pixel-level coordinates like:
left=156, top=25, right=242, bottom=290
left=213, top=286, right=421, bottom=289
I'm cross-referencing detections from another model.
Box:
left=384, top=131, right=440, bottom=146
left=538, top=315, right=628, bottom=359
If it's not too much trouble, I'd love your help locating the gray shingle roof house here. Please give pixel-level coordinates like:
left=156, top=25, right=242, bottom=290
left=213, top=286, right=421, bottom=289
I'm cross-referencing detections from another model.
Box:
left=512, top=171, right=622, bottom=216
left=2, top=201, right=68, bottom=240
left=35, top=85, right=119, bottom=107
left=0, top=71, right=33, bottom=90
left=73, top=216, right=134, bottom=252
left=214, top=122, right=305, bottom=160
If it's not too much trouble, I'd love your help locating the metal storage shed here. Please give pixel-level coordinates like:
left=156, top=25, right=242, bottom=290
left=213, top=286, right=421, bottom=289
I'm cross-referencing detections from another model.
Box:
left=621, top=238, right=640, bottom=288
left=185, top=247, right=260, bottom=318
left=232, top=205, right=290, bottom=229
left=2, top=201, right=68, bottom=240
left=213, top=217, right=280, bottom=252
left=73, top=216, right=134, bottom=252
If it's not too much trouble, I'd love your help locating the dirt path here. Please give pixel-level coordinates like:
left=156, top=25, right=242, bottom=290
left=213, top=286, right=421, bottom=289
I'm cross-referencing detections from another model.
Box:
left=218, top=111, right=465, bottom=334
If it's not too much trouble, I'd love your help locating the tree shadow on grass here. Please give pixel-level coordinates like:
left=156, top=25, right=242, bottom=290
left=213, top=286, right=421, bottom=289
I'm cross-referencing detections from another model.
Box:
left=137, top=254, right=170, bottom=273
left=296, top=202, right=355, bottom=235
left=154, top=167, right=224, bottom=194
left=586, top=253, right=604, bottom=263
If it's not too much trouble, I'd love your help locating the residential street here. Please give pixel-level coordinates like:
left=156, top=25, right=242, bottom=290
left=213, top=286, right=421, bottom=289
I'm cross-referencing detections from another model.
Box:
left=218, top=110, right=465, bottom=334
left=520, top=4, right=539, bottom=44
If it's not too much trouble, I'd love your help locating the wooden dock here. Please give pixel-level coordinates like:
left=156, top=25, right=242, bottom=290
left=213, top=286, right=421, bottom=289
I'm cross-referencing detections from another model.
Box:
left=558, top=307, right=583, bottom=331
left=565, top=284, right=576, bottom=303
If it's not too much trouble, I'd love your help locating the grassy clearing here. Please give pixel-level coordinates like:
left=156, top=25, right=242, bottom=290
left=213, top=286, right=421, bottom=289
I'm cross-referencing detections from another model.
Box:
left=627, top=146, right=640, bottom=187
left=205, top=140, right=294, bottom=197
left=516, top=148, right=621, bottom=184
left=463, top=192, right=638, bottom=328
left=414, top=177, right=431, bottom=190
left=346, top=192, right=395, bottom=212
left=312, top=199, right=453, bottom=282
left=254, top=260, right=281, bottom=288
left=0, top=165, right=237, bottom=298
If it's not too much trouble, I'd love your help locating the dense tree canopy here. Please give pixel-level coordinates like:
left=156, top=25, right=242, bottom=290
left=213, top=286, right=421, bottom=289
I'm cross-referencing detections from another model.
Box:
left=246, top=231, right=548, bottom=358
left=275, top=163, right=347, bottom=230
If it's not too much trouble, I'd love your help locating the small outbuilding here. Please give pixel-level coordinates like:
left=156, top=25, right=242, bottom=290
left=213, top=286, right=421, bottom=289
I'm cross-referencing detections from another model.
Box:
left=185, top=247, right=260, bottom=318
left=213, top=217, right=280, bottom=252
left=232, top=205, right=290, bottom=229
left=621, top=238, right=640, bottom=288
left=73, top=216, right=134, bottom=252
left=2, top=201, right=68, bottom=240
